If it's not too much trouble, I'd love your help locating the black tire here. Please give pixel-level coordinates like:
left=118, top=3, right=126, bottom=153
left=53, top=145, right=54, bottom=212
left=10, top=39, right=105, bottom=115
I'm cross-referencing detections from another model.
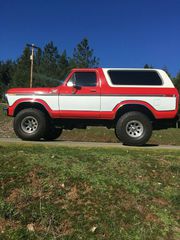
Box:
left=43, top=125, right=63, bottom=141
left=13, top=108, right=47, bottom=141
left=115, top=111, right=152, bottom=146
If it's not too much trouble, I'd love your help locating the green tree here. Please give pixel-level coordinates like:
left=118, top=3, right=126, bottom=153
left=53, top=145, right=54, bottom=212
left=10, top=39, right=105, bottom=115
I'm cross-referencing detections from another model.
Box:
left=34, top=48, right=42, bottom=71
left=72, top=38, right=99, bottom=68
left=0, top=60, right=15, bottom=86
left=40, top=41, right=60, bottom=78
left=162, top=66, right=172, bottom=78
left=0, top=60, right=16, bottom=99
left=174, top=72, right=180, bottom=93
left=0, top=39, right=101, bottom=91
left=57, top=50, right=69, bottom=80
left=12, top=47, right=31, bottom=87
left=144, top=64, right=153, bottom=69
left=33, top=41, right=61, bottom=87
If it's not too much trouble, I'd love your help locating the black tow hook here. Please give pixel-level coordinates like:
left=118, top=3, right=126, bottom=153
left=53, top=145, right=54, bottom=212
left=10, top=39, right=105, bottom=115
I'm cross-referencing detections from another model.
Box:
left=176, top=114, right=180, bottom=128
left=3, top=107, right=8, bottom=115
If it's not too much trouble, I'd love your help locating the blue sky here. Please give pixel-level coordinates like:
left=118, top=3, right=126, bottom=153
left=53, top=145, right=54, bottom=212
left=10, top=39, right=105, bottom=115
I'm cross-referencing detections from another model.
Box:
left=0, top=0, right=180, bottom=76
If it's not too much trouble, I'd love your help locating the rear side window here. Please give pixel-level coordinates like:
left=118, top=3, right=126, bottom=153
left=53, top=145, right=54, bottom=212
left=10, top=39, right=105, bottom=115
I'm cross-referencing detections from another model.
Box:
left=75, top=72, right=97, bottom=87
left=108, top=70, right=162, bottom=85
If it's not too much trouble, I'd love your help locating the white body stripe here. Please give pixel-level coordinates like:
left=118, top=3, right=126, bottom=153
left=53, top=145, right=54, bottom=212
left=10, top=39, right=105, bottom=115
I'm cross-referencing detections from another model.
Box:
left=59, top=96, right=176, bottom=111
left=7, top=95, right=59, bottom=110
left=59, top=95, right=100, bottom=111
left=7, top=94, right=176, bottom=112
left=100, top=96, right=176, bottom=111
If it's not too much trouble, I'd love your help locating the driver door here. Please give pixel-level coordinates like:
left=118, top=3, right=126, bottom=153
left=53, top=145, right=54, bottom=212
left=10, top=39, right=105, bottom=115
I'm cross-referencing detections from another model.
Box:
left=59, top=70, right=101, bottom=118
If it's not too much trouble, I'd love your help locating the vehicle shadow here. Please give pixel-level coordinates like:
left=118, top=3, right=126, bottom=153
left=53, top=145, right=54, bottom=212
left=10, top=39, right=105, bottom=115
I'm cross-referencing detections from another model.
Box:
left=141, top=144, right=159, bottom=147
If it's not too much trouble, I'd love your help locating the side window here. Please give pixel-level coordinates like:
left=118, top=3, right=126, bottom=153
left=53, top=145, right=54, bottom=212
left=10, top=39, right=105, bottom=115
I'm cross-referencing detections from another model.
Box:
left=75, top=72, right=97, bottom=87
left=76, top=72, right=97, bottom=87
left=108, top=70, right=162, bottom=86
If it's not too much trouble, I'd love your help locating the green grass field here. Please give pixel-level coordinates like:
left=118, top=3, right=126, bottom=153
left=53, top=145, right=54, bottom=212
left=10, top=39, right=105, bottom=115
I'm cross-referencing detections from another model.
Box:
left=0, top=143, right=179, bottom=239
left=0, top=104, right=179, bottom=239
left=0, top=103, right=180, bottom=145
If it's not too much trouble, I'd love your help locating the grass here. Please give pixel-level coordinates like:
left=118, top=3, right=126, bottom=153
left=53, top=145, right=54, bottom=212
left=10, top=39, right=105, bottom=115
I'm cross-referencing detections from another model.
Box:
left=0, top=104, right=15, bottom=138
left=0, top=143, right=179, bottom=239
left=0, top=103, right=180, bottom=145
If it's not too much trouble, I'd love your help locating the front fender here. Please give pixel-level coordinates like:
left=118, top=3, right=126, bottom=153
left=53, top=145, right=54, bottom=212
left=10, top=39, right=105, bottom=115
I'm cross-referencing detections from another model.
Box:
left=7, top=98, right=53, bottom=117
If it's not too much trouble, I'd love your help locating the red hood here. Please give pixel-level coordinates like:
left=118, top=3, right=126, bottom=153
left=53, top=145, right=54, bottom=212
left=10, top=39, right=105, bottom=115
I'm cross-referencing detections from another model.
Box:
left=6, top=87, right=59, bottom=95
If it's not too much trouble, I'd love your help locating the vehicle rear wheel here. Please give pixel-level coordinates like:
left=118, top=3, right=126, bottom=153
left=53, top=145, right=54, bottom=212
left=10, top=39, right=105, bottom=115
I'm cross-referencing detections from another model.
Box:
left=115, top=111, right=152, bottom=146
left=43, top=125, right=63, bottom=141
left=13, top=108, right=47, bottom=141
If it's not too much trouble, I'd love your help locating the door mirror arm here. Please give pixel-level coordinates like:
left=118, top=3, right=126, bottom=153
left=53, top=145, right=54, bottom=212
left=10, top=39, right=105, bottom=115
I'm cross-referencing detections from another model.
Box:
left=74, top=84, right=81, bottom=90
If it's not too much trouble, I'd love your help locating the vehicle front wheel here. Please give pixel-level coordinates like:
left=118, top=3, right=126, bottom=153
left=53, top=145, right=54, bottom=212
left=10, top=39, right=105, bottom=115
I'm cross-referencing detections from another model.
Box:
left=115, top=111, right=152, bottom=146
left=13, top=108, right=47, bottom=141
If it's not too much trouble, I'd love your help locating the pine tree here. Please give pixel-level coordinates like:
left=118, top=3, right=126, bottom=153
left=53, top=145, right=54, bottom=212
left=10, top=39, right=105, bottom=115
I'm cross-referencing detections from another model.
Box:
left=12, top=47, right=31, bottom=87
left=174, top=72, right=180, bottom=93
left=162, top=66, right=171, bottom=78
left=33, top=41, right=61, bottom=87
left=0, top=60, right=15, bottom=86
left=0, top=60, right=16, bottom=99
left=57, top=50, right=69, bottom=80
left=72, top=38, right=99, bottom=68
left=0, top=39, right=101, bottom=91
left=34, top=48, right=42, bottom=71
left=40, top=41, right=60, bottom=78
left=144, top=64, right=153, bottom=69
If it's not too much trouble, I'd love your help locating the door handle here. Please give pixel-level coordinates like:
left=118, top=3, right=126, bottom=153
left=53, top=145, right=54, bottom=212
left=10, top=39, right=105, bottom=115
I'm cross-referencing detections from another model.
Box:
left=90, top=89, right=96, bottom=92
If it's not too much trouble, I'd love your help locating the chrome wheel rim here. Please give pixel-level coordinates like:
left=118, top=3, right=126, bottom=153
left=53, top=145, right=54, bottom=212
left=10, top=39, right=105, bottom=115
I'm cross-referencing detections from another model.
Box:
left=21, top=116, right=38, bottom=134
left=126, top=120, right=143, bottom=138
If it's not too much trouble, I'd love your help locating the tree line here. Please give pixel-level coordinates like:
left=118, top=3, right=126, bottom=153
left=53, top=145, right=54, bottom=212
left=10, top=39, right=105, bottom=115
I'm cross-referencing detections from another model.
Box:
left=0, top=38, right=99, bottom=98
left=0, top=39, right=180, bottom=100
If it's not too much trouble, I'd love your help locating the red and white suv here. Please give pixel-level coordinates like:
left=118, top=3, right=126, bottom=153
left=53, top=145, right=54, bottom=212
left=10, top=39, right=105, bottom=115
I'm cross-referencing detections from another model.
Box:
left=5, top=68, right=179, bottom=145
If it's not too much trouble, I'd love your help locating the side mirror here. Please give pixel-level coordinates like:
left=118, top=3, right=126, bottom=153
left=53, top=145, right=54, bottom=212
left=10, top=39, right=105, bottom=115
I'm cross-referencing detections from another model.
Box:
left=67, top=81, right=74, bottom=87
